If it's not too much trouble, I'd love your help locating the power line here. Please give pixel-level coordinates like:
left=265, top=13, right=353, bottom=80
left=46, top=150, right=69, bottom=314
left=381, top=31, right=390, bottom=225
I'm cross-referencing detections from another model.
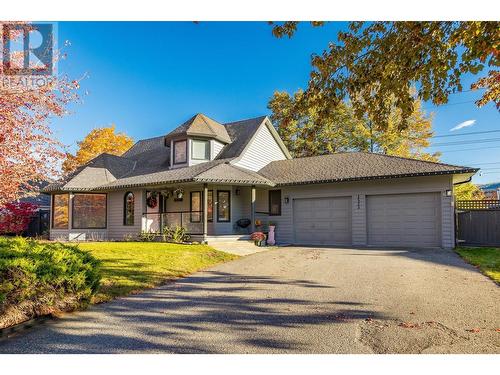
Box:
left=432, top=138, right=500, bottom=147
left=433, top=130, right=500, bottom=139
left=423, top=99, right=477, bottom=109
left=437, top=146, right=500, bottom=153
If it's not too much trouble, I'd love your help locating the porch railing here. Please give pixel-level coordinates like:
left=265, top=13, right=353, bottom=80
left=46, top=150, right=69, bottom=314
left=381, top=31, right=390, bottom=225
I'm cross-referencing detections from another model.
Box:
left=142, top=211, right=204, bottom=235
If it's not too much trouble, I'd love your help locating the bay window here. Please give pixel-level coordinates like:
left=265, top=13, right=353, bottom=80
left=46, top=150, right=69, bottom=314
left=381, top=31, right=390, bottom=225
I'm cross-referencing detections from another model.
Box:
left=52, top=193, right=69, bottom=229
left=173, top=139, right=187, bottom=164
left=191, top=139, right=210, bottom=160
left=72, top=193, right=107, bottom=229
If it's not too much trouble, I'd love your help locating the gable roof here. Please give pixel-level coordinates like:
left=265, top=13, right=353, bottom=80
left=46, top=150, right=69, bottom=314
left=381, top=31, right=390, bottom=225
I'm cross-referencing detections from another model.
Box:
left=259, top=152, right=478, bottom=186
left=43, top=115, right=270, bottom=193
left=165, top=113, right=232, bottom=144
left=217, top=116, right=267, bottom=159
left=43, top=112, right=479, bottom=193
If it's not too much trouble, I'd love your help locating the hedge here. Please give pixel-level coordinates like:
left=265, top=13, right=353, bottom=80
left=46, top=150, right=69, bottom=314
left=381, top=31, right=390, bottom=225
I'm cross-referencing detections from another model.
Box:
left=0, top=237, right=101, bottom=329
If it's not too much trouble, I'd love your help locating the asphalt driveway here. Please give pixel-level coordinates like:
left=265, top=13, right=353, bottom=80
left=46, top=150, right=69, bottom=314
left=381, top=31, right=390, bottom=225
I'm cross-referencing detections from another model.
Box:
left=1, top=247, right=499, bottom=353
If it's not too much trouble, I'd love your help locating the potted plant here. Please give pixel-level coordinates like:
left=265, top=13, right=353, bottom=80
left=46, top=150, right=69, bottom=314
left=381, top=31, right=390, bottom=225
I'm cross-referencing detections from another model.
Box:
left=250, top=231, right=266, bottom=247
left=173, top=187, right=184, bottom=199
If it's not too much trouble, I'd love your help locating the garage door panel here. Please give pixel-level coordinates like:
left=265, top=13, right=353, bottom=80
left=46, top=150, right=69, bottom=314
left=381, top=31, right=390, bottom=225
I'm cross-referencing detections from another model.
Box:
left=293, top=197, right=352, bottom=246
left=367, top=193, right=441, bottom=247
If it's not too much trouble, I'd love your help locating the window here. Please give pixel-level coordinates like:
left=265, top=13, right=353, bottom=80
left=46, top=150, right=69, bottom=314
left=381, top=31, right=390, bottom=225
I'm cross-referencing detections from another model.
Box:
left=124, top=192, right=134, bottom=226
left=72, top=193, right=107, bottom=229
left=191, top=139, right=210, bottom=160
left=217, top=190, right=230, bottom=222
left=190, top=191, right=201, bottom=223
left=207, top=190, right=213, bottom=222
left=269, top=190, right=282, bottom=216
left=173, top=139, right=187, bottom=164
left=52, top=194, right=69, bottom=229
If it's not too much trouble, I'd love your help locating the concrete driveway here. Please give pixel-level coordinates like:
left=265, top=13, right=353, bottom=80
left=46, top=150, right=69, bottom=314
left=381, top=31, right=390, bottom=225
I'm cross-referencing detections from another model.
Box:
left=1, top=247, right=499, bottom=354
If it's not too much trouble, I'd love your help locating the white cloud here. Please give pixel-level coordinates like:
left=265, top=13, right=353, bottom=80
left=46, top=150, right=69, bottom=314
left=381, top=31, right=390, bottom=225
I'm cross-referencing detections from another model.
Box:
left=450, top=119, right=476, bottom=132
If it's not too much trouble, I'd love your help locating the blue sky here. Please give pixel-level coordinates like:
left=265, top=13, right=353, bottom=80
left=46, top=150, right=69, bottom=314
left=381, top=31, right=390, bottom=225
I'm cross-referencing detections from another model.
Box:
left=53, top=21, right=499, bottom=184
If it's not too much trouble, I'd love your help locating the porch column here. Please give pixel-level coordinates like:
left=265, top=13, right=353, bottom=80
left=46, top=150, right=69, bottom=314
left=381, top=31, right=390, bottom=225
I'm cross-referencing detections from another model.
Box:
left=251, top=185, right=256, bottom=233
left=203, top=183, right=208, bottom=241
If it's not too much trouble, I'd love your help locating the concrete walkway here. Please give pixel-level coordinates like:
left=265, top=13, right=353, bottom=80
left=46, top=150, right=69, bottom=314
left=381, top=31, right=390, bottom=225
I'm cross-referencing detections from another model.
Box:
left=1, top=247, right=498, bottom=353
left=209, top=240, right=274, bottom=256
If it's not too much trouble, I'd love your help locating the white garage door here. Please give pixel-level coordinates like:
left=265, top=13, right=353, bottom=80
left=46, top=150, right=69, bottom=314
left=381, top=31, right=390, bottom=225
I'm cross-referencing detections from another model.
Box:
left=367, top=193, right=441, bottom=247
left=293, top=197, right=352, bottom=246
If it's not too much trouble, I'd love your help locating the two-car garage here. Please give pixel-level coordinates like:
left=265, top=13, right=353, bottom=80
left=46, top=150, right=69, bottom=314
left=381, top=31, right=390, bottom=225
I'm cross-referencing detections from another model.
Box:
left=292, top=192, right=442, bottom=248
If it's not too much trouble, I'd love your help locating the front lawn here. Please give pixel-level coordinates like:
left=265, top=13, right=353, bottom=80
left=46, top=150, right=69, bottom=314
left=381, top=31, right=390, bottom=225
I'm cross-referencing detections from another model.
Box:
left=77, top=242, right=238, bottom=303
left=455, top=247, right=500, bottom=283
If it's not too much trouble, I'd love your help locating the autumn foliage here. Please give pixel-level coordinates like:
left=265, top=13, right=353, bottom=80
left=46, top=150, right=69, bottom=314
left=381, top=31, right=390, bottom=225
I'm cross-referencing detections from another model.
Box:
left=63, top=125, right=134, bottom=174
left=0, top=22, right=80, bottom=207
left=0, top=202, right=38, bottom=235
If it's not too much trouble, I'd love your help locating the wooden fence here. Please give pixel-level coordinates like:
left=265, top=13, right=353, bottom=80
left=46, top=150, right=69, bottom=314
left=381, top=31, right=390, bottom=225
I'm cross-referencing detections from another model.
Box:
left=456, top=200, right=500, bottom=246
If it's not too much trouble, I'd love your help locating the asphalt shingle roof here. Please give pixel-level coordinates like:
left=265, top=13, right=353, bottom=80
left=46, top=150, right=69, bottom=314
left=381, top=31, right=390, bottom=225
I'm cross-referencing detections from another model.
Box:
left=259, top=152, right=478, bottom=186
left=43, top=113, right=478, bottom=194
left=217, top=116, right=266, bottom=159
left=165, top=113, right=232, bottom=144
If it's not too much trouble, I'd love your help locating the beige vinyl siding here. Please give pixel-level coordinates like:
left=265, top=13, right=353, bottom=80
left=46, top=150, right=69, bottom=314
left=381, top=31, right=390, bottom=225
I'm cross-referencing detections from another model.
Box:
left=107, top=189, right=144, bottom=241
left=265, top=175, right=454, bottom=248
left=212, top=140, right=225, bottom=159
left=49, top=229, right=107, bottom=241
left=441, top=195, right=455, bottom=249
left=233, top=123, right=287, bottom=171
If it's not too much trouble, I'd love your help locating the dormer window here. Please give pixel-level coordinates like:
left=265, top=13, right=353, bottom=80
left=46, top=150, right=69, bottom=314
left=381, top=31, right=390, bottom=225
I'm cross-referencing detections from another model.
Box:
left=191, top=139, right=210, bottom=160
left=173, top=139, right=187, bottom=164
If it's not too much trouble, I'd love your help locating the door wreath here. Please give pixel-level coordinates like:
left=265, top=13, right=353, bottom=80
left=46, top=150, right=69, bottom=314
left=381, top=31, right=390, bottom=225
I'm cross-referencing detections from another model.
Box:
left=146, top=192, right=158, bottom=208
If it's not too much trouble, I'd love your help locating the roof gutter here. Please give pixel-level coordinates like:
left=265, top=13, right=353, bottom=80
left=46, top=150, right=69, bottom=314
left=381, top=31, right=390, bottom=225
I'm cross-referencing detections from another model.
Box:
left=272, top=168, right=480, bottom=187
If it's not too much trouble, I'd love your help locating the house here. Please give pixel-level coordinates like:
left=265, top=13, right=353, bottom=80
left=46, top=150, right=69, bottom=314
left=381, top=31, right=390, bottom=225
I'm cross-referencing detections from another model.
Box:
left=19, top=183, right=51, bottom=238
left=43, top=113, right=478, bottom=248
left=479, top=182, right=500, bottom=200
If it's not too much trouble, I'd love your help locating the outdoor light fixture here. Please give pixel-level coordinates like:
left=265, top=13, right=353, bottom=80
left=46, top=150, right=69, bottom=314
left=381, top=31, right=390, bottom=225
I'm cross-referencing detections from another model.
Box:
left=284, top=196, right=290, bottom=204
left=445, top=190, right=452, bottom=197
left=235, top=188, right=241, bottom=196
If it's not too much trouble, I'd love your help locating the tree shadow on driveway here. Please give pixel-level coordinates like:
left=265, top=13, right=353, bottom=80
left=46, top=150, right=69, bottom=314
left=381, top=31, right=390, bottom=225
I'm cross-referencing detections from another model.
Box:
left=0, top=271, right=385, bottom=354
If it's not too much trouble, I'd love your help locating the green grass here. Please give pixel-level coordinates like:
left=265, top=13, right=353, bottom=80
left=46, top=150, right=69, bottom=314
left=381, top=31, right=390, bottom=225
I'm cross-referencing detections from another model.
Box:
left=76, top=242, right=238, bottom=303
left=455, top=247, right=500, bottom=283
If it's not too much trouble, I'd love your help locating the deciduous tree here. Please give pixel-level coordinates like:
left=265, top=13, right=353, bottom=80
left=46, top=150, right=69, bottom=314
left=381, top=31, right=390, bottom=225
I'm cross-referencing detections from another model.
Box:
left=269, top=90, right=439, bottom=161
left=63, top=125, right=134, bottom=174
left=0, top=22, right=80, bottom=206
left=454, top=182, right=485, bottom=200
left=270, top=21, right=499, bottom=129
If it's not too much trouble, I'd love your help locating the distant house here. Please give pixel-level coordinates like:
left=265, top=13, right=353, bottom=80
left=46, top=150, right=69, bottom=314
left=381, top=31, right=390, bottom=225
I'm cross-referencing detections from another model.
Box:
left=479, top=182, right=500, bottom=199
left=43, top=113, right=478, bottom=248
left=19, top=182, right=51, bottom=237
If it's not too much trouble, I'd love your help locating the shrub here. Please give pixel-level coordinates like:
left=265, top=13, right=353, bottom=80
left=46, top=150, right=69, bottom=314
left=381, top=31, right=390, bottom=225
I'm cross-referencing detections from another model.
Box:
left=162, top=225, right=190, bottom=243
left=0, top=237, right=101, bottom=329
left=0, top=202, right=38, bottom=235
left=138, top=230, right=157, bottom=242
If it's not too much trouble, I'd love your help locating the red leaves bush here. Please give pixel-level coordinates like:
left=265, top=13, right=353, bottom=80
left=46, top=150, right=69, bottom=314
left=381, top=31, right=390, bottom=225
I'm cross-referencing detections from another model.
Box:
left=0, top=202, right=38, bottom=235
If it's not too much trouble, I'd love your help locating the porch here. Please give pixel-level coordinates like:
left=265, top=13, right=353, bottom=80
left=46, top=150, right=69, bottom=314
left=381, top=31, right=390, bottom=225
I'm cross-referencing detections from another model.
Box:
left=141, top=183, right=275, bottom=241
